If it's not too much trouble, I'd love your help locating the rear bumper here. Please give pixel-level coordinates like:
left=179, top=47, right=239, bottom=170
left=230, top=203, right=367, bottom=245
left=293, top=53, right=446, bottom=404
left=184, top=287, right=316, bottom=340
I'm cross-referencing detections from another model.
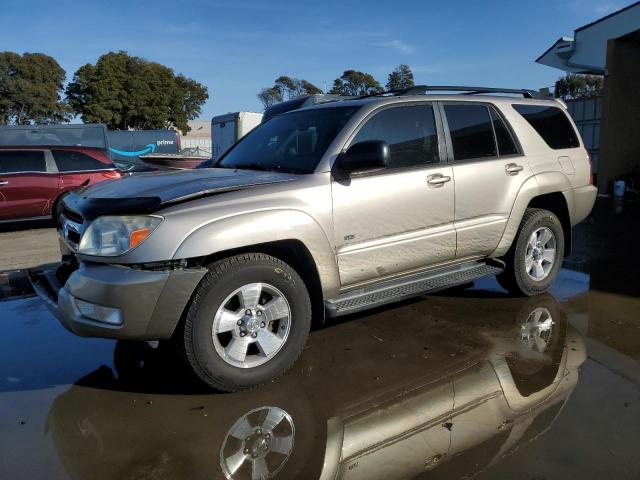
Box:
left=29, top=262, right=206, bottom=340
left=570, top=184, right=598, bottom=226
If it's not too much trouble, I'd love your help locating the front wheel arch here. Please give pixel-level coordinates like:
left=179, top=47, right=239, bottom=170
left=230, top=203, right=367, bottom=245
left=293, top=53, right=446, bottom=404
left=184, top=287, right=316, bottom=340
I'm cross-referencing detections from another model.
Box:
left=178, top=252, right=312, bottom=391
left=51, top=191, right=71, bottom=222
left=186, top=239, right=326, bottom=328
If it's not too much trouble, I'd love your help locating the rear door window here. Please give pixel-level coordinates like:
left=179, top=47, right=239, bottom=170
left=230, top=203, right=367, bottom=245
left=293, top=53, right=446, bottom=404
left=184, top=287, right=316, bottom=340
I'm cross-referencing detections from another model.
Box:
left=53, top=150, right=110, bottom=172
left=351, top=104, right=440, bottom=169
left=444, top=104, right=497, bottom=161
left=0, top=151, right=47, bottom=173
left=490, top=107, right=519, bottom=156
left=512, top=104, right=580, bottom=149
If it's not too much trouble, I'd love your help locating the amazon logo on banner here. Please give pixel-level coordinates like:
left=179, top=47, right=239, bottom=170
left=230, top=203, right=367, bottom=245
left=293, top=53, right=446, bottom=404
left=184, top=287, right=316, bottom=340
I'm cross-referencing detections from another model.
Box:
left=109, top=143, right=157, bottom=157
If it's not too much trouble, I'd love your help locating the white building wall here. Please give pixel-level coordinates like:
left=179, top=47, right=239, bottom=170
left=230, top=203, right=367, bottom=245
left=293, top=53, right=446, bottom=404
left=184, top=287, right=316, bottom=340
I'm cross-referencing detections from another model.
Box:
left=571, top=5, right=640, bottom=71
left=180, top=120, right=212, bottom=156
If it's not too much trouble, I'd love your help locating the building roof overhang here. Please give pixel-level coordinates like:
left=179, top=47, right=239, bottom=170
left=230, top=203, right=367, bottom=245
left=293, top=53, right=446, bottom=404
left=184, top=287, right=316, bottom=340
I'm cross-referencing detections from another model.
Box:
left=536, top=1, right=640, bottom=73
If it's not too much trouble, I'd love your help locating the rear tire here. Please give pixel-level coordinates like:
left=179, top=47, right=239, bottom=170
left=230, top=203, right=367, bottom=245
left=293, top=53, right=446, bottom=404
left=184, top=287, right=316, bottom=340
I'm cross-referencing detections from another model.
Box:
left=497, top=208, right=564, bottom=297
left=180, top=253, right=311, bottom=392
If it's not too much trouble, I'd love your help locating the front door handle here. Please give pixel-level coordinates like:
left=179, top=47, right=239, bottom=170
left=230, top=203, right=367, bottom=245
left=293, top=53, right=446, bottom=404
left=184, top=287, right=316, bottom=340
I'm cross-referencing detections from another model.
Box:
left=427, top=174, right=451, bottom=187
left=505, top=163, right=524, bottom=175
left=0, top=180, right=8, bottom=186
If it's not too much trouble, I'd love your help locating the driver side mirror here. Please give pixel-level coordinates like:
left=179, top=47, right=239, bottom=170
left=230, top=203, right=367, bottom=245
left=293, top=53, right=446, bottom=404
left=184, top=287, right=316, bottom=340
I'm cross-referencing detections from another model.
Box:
left=335, top=140, right=389, bottom=178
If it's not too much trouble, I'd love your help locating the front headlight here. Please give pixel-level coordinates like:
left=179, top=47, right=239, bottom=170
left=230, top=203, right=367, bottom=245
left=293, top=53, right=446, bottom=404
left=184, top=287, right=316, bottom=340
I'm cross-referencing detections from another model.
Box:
left=78, top=215, right=163, bottom=256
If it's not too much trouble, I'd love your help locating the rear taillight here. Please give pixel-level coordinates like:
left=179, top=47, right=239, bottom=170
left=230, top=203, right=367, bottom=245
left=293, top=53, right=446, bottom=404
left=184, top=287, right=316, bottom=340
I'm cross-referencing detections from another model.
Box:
left=587, top=153, right=593, bottom=185
left=102, top=170, right=122, bottom=180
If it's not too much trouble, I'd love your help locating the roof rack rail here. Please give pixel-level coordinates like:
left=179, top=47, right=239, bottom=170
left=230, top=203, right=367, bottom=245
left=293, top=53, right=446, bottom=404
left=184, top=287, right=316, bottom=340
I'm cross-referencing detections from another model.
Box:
left=397, top=85, right=546, bottom=99
left=355, top=89, right=403, bottom=99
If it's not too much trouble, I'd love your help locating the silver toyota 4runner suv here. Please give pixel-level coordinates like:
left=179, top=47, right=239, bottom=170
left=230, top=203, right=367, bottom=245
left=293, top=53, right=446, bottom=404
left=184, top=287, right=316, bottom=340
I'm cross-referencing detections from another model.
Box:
left=31, top=85, right=597, bottom=391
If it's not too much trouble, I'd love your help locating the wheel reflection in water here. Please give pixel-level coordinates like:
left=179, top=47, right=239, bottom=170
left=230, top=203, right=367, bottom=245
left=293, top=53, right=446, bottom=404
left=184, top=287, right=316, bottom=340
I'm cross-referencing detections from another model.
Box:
left=220, top=406, right=294, bottom=480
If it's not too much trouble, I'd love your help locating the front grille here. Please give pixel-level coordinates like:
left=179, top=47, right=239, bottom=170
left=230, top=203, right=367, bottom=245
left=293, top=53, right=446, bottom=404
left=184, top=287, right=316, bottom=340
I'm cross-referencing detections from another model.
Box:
left=61, top=207, right=83, bottom=224
left=67, top=229, right=81, bottom=246
left=59, top=207, right=84, bottom=251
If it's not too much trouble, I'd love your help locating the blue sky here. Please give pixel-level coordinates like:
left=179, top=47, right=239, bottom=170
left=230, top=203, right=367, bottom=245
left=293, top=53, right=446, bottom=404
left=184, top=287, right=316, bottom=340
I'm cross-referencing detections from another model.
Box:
left=1, top=0, right=627, bottom=120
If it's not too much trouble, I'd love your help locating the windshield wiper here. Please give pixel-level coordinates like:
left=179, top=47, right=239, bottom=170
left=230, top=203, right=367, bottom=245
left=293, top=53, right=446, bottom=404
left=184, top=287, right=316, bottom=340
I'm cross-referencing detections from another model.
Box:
left=228, top=162, right=268, bottom=171
left=224, top=163, right=299, bottom=174
left=265, top=165, right=301, bottom=174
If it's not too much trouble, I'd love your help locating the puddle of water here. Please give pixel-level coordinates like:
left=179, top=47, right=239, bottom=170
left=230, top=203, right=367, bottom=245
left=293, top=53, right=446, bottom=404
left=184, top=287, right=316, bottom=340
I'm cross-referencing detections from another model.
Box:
left=0, top=270, right=35, bottom=302
left=0, top=264, right=638, bottom=479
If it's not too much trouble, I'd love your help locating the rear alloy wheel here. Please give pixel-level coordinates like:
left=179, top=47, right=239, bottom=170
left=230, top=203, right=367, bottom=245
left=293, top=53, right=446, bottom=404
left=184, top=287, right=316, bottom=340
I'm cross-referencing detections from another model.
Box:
left=497, top=208, right=564, bottom=296
left=524, top=227, right=557, bottom=282
left=180, top=254, right=311, bottom=392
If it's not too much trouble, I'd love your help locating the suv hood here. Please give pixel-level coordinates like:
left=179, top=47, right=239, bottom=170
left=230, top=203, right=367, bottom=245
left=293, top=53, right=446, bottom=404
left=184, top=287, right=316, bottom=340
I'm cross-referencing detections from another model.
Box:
left=62, top=168, right=298, bottom=220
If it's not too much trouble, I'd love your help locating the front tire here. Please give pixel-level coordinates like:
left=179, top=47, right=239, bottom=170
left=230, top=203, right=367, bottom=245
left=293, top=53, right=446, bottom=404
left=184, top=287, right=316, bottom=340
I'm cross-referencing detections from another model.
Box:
left=497, top=208, right=564, bottom=296
left=180, top=253, right=311, bottom=392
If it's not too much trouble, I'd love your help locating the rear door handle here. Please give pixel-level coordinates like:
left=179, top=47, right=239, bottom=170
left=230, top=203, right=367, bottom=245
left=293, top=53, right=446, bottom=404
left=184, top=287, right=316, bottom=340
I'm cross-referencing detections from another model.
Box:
left=0, top=180, right=8, bottom=186
left=505, top=163, right=524, bottom=175
left=427, top=174, right=451, bottom=187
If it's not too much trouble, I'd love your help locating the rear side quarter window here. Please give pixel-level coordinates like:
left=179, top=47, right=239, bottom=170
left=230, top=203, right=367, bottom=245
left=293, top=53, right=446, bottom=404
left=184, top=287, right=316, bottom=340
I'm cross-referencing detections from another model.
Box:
left=512, top=104, right=580, bottom=150
left=53, top=150, right=112, bottom=172
left=490, top=107, right=519, bottom=156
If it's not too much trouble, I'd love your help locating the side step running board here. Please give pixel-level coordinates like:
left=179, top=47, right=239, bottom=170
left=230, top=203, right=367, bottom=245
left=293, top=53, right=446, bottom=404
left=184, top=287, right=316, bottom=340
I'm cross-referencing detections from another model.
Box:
left=325, top=260, right=504, bottom=317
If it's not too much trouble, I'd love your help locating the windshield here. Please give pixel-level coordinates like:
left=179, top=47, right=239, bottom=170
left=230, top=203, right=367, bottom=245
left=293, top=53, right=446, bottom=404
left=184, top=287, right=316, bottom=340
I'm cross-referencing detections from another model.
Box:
left=217, top=106, right=360, bottom=174
left=0, top=124, right=109, bottom=149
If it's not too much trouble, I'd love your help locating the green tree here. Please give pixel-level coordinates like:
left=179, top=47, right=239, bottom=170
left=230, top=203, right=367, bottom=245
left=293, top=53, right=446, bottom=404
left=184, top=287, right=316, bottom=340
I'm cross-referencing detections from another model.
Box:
left=274, top=76, right=297, bottom=99
left=169, top=75, right=209, bottom=132
left=386, top=64, right=415, bottom=91
left=257, top=75, right=322, bottom=109
left=554, top=73, right=603, bottom=100
left=329, top=70, right=383, bottom=96
left=0, top=51, right=70, bottom=125
left=66, top=51, right=208, bottom=132
left=300, top=80, right=322, bottom=96
left=274, top=75, right=322, bottom=99
left=257, top=87, right=283, bottom=109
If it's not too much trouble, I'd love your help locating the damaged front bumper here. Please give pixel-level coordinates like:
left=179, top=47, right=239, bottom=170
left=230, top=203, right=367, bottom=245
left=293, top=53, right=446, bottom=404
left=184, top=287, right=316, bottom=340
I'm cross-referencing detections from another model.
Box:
left=29, top=260, right=206, bottom=341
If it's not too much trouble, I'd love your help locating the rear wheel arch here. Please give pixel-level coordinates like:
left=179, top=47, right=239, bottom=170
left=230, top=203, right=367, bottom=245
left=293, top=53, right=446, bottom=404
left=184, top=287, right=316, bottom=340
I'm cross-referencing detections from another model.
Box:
left=527, top=192, right=572, bottom=257
left=497, top=208, right=565, bottom=296
left=491, top=173, right=573, bottom=258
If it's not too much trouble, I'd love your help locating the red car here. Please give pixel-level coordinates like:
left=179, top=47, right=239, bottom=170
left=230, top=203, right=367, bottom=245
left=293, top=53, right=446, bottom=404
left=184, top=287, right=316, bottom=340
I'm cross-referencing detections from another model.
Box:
left=0, top=126, right=121, bottom=223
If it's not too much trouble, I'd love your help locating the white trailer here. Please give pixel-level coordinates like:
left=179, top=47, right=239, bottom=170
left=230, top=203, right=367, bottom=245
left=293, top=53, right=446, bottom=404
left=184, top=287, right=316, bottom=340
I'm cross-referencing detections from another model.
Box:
left=211, top=111, right=263, bottom=160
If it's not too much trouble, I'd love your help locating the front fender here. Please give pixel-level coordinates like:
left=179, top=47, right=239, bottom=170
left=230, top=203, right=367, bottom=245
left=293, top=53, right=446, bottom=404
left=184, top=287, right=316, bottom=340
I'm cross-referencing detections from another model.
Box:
left=172, top=209, right=341, bottom=297
left=491, top=172, right=573, bottom=258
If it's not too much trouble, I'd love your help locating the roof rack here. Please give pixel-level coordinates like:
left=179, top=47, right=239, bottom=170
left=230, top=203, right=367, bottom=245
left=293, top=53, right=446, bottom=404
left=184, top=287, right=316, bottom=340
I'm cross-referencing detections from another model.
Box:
left=357, top=85, right=547, bottom=100
left=398, top=85, right=546, bottom=99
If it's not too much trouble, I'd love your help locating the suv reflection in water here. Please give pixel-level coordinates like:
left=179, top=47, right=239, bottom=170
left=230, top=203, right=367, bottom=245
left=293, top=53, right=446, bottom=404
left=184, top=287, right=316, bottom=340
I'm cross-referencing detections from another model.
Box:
left=45, top=294, right=585, bottom=480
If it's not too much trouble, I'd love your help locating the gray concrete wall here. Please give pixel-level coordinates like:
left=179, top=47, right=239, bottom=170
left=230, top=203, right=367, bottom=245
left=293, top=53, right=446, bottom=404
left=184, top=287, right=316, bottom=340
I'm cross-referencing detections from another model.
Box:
left=598, top=33, right=640, bottom=192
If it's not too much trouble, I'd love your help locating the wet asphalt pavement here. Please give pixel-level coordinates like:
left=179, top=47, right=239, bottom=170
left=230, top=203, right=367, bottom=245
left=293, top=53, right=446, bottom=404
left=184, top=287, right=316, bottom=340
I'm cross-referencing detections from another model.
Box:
left=1, top=199, right=639, bottom=480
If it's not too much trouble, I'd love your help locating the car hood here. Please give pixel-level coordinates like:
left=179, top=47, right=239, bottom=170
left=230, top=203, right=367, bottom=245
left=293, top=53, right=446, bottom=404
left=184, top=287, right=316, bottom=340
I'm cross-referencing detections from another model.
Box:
left=84, top=168, right=297, bottom=202
left=62, top=168, right=298, bottom=220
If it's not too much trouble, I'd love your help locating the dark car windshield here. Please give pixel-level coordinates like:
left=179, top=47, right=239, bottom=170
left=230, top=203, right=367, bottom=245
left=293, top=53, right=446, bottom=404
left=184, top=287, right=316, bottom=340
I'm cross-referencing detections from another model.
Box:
left=216, top=106, right=360, bottom=174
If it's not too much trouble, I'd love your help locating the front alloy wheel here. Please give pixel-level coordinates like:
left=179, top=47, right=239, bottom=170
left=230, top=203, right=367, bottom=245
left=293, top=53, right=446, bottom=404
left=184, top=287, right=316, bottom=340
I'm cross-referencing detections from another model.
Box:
left=213, top=283, right=292, bottom=368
